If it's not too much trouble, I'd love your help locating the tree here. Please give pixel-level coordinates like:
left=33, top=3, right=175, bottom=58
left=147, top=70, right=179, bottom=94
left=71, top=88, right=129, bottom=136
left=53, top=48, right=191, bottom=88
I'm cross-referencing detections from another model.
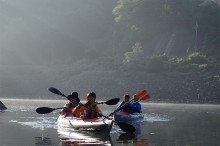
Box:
left=123, top=42, right=144, bottom=64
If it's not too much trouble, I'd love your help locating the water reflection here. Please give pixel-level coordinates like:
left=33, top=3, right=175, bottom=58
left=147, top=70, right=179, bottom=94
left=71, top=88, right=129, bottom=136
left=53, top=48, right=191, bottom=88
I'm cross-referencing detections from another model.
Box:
left=58, top=127, right=112, bottom=146
left=116, top=122, right=149, bottom=146
left=35, top=136, right=53, bottom=146
left=117, top=132, right=136, bottom=141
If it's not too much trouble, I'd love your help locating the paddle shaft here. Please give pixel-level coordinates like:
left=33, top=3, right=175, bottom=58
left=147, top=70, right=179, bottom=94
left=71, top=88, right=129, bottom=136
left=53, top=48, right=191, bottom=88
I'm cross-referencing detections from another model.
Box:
left=113, top=98, right=135, bottom=113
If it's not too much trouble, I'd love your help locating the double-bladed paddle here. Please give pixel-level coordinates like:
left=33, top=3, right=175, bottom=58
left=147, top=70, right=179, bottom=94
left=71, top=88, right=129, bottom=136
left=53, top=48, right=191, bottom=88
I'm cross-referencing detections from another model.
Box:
left=36, top=97, right=120, bottom=114
left=47, top=87, right=136, bottom=133
left=47, top=87, right=120, bottom=105
left=110, top=89, right=150, bottom=114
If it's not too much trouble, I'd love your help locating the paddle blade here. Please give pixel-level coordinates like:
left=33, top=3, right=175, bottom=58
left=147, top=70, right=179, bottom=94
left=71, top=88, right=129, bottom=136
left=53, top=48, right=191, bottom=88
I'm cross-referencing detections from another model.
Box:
left=135, top=90, right=148, bottom=98
left=116, top=122, right=136, bottom=133
left=105, top=98, right=120, bottom=105
left=36, top=107, right=54, bottom=114
left=48, top=87, right=65, bottom=97
left=141, top=94, right=150, bottom=100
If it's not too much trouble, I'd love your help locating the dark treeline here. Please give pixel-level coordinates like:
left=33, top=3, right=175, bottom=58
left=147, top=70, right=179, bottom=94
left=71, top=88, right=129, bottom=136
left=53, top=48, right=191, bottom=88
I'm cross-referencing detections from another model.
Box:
left=0, top=0, right=219, bottom=99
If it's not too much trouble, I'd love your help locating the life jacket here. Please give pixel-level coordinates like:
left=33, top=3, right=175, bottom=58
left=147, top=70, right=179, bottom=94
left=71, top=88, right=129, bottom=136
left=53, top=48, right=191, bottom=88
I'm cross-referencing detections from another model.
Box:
left=72, top=105, right=86, bottom=118
left=84, top=102, right=101, bottom=118
left=131, top=102, right=142, bottom=113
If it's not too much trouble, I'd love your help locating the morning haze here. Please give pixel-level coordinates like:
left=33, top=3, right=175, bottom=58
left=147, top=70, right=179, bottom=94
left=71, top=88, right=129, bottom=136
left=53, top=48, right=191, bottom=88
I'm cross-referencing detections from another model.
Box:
left=0, top=0, right=219, bottom=104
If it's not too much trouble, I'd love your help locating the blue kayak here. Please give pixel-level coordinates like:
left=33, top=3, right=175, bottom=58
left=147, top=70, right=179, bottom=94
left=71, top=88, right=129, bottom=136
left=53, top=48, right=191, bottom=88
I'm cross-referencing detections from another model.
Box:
left=113, top=111, right=144, bottom=122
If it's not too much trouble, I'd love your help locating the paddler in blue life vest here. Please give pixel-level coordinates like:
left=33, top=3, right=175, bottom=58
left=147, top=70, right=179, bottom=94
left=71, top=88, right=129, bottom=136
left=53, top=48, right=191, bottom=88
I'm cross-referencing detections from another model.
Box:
left=131, top=94, right=142, bottom=113
left=116, top=94, right=133, bottom=113
left=60, top=92, right=80, bottom=117
left=84, top=92, right=102, bottom=119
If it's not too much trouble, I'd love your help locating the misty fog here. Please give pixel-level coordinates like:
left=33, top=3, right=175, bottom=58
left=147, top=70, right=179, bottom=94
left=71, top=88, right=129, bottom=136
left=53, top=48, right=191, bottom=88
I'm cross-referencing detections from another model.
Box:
left=0, top=0, right=219, bottom=103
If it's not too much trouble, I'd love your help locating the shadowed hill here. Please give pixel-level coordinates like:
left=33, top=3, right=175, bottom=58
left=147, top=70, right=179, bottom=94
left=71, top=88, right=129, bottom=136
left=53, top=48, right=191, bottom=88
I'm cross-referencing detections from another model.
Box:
left=56, top=71, right=220, bottom=104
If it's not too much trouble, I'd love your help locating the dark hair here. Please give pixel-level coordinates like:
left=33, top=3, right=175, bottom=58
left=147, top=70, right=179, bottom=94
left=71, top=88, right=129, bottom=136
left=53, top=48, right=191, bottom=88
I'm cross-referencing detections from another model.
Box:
left=71, top=92, right=78, bottom=98
left=123, top=94, right=130, bottom=99
left=67, top=92, right=80, bottom=103
left=86, top=92, right=96, bottom=99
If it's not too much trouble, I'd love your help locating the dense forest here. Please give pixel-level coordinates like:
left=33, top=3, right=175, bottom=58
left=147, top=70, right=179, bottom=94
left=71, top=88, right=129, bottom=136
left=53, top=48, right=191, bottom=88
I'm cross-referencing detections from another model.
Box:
left=0, top=0, right=219, bottom=103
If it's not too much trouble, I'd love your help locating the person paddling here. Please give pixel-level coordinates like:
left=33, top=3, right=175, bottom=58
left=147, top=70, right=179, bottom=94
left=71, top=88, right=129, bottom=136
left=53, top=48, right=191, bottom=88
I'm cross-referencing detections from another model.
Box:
left=115, top=94, right=142, bottom=114
left=60, top=92, right=80, bottom=117
left=115, top=94, right=133, bottom=113
left=84, top=92, right=102, bottom=119
left=131, top=94, right=142, bottom=113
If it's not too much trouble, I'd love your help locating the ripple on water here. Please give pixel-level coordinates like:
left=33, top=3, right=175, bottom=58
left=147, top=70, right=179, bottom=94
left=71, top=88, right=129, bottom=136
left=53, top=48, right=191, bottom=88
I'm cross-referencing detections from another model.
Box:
left=143, top=113, right=170, bottom=122
left=9, top=117, right=58, bottom=129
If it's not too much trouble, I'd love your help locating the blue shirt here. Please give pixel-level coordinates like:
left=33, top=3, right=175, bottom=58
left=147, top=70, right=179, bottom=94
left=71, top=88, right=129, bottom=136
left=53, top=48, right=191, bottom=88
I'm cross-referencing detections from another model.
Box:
left=131, top=102, right=142, bottom=113
left=115, top=101, right=133, bottom=113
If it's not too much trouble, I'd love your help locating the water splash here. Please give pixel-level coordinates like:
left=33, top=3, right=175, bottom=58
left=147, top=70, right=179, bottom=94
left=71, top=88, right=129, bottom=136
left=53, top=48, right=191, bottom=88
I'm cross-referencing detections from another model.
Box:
left=143, top=113, right=170, bottom=122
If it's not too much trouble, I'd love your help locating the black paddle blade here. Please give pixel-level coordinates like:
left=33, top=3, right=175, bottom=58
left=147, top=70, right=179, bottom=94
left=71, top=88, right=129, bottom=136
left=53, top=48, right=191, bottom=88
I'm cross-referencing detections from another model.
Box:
left=116, top=122, right=136, bottom=133
left=105, top=98, right=120, bottom=105
left=36, top=107, right=54, bottom=114
left=48, top=87, right=65, bottom=97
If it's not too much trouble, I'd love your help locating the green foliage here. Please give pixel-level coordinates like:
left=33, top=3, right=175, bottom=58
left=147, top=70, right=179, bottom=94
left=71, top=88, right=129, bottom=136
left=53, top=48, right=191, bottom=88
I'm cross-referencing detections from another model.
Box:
left=185, top=52, right=208, bottom=64
left=146, top=55, right=169, bottom=73
left=112, top=0, right=220, bottom=56
left=112, top=0, right=142, bottom=23
left=122, top=42, right=144, bottom=65
left=168, top=52, right=220, bottom=75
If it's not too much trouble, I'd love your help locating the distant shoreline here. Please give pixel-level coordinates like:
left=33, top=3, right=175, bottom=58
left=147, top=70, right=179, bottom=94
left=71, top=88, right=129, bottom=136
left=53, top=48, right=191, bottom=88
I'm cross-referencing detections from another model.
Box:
left=1, top=72, right=219, bottom=104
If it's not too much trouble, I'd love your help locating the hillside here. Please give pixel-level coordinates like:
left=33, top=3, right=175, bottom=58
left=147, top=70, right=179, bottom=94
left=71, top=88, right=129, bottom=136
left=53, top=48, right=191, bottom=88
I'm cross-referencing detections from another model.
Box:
left=56, top=71, right=220, bottom=104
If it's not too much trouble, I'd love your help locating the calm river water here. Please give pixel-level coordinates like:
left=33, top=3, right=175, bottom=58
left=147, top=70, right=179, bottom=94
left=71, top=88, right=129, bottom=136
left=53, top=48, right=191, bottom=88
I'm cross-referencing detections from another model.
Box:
left=0, top=99, right=220, bottom=146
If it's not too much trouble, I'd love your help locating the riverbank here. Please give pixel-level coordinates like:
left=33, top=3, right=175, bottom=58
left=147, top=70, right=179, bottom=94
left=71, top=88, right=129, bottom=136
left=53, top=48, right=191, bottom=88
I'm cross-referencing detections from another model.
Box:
left=58, top=71, right=220, bottom=104
left=1, top=71, right=219, bottom=104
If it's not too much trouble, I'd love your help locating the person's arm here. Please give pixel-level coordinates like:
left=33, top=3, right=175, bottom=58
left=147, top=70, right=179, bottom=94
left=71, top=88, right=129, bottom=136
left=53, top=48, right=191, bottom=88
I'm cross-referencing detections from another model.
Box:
left=115, top=102, right=126, bottom=112
left=95, top=104, right=102, bottom=113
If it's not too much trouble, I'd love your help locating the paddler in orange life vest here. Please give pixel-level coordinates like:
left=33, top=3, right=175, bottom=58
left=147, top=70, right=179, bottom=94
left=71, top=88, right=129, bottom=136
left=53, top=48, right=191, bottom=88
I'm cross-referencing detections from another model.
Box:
left=83, top=92, right=102, bottom=119
left=60, top=92, right=80, bottom=117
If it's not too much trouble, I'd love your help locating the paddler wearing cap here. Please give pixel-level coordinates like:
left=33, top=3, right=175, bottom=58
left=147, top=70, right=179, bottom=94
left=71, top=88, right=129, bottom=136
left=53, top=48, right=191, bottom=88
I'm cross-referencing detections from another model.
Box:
left=60, top=92, right=80, bottom=117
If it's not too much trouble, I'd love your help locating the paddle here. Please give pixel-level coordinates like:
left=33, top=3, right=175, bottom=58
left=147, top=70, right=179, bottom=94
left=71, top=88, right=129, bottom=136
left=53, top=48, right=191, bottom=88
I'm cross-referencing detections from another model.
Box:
left=48, top=87, right=136, bottom=133
left=36, top=98, right=120, bottom=114
left=135, top=94, right=151, bottom=102
left=48, top=87, right=119, bottom=105
left=96, top=98, right=120, bottom=105
left=110, top=89, right=150, bottom=114
left=36, top=107, right=64, bottom=114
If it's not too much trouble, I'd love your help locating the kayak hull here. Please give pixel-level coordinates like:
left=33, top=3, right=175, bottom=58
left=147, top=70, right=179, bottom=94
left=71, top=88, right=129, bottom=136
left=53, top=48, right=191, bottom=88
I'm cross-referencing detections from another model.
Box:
left=57, top=127, right=111, bottom=145
left=113, top=111, right=144, bottom=122
left=57, top=115, right=113, bottom=132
